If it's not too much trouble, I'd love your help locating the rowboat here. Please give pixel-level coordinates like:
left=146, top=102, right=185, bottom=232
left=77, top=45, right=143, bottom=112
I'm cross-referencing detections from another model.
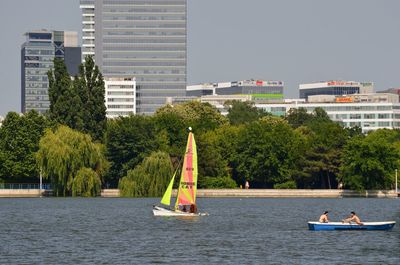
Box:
left=308, top=221, right=396, bottom=231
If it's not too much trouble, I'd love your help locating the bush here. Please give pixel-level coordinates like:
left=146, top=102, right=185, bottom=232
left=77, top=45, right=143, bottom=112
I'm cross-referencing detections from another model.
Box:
left=200, top=176, right=237, bottom=189
left=274, top=181, right=297, bottom=189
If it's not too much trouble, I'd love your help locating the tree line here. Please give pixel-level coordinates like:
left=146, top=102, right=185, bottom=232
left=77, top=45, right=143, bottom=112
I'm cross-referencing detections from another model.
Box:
left=0, top=57, right=399, bottom=196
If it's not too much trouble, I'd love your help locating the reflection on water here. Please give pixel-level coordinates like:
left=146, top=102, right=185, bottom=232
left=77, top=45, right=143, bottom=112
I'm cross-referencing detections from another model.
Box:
left=0, top=198, right=399, bottom=264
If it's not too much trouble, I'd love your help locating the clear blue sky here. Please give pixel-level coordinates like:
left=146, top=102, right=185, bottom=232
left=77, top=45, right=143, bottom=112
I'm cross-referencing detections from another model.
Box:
left=1, top=0, right=400, bottom=116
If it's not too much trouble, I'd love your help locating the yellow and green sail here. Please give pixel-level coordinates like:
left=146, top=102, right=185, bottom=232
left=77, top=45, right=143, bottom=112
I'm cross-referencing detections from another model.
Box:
left=175, top=131, right=198, bottom=209
left=160, top=170, right=176, bottom=206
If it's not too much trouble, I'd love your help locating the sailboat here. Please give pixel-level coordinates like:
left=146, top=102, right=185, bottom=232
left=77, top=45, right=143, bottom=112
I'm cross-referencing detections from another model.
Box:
left=153, top=127, right=208, bottom=216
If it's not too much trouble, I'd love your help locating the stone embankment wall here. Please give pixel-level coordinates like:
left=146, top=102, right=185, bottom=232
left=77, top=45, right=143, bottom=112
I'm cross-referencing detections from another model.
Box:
left=100, top=189, right=120, bottom=198
left=0, top=189, right=43, bottom=197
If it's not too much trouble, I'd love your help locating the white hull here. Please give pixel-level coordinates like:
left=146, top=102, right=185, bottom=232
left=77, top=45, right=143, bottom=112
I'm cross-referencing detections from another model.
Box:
left=153, top=206, right=207, bottom=217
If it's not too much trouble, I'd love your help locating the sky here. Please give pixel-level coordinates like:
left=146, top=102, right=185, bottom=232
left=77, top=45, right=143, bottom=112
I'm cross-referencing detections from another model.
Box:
left=1, top=0, right=400, bottom=116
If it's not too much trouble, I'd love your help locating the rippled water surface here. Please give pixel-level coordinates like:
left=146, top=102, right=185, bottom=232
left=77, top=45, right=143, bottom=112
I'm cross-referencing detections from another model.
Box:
left=0, top=198, right=399, bottom=264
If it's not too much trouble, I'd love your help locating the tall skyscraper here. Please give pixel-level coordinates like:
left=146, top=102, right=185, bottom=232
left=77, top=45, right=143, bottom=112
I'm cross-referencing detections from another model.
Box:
left=21, top=30, right=81, bottom=113
left=80, top=0, right=187, bottom=114
left=21, top=31, right=54, bottom=114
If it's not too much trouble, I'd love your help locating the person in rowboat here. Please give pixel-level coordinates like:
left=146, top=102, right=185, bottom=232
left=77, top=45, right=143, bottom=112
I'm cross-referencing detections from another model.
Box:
left=342, top=211, right=363, bottom=225
left=319, top=211, right=329, bottom=223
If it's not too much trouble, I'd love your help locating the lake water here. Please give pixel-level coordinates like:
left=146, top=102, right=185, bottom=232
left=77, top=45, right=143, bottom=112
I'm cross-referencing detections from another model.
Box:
left=0, top=198, right=399, bottom=264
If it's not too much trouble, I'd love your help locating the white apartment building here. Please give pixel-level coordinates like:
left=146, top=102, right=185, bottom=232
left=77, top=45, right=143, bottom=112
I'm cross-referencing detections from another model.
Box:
left=104, top=77, right=136, bottom=118
left=256, top=101, right=400, bottom=133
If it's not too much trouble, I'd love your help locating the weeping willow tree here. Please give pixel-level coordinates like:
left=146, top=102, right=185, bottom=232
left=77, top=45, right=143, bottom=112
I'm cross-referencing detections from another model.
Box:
left=119, top=151, right=173, bottom=197
left=36, top=125, right=108, bottom=196
left=72, top=167, right=102, bottom=197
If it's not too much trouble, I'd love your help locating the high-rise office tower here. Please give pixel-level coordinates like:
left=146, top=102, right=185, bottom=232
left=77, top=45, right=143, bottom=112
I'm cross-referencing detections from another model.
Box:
left=80, top=0, right=187, bottom=114
left=21, top=31, right=54, bottom=114
left=21, top=30, right=81, bottom=113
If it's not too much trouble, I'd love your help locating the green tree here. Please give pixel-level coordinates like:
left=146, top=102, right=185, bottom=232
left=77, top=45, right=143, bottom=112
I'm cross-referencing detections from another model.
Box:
left=48, top=58, right=84, bottom=130
left=234, top=118, right=303, bottom=188
left=119, top=151, right=173, bottom=197
left=104, top=115, right=159, bottom=185
left=74, top=56, right=107, bottom=141
left=225, top=100, right=270, bottom=125
left=196, top=131, right=231, bottom=188
left=72, top=167, right=102, bottom=197
left=296, top=117, right=348, bottom=189
left=48, top=56, right=106, bottom=141
left=340, top=129, right=400, bottom=190
left=285, top=107, right=313, bottom=128
left=0, top=111, right=50, bottom=182
left=153, top=111, right=189, bottom=158
left=156, top=101, right=228, bottom=133
left=36, top=125, right=108, bottom=196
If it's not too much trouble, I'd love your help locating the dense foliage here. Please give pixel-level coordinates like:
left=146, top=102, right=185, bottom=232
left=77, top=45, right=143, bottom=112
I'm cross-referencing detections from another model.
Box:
left=340, top=129, right=400, bottom=190
left=48, top=56, right=106, bottom=141
left=0, top=111, right=50, bottom=182
left=104, top=115, right=159, bottom=186
left=225, top=100, right=269, bottom=125
left=3, top=65, right=400, bottom=196
left=119, top=151, right=173, bottom=197
left=36, top=126, right=108, bottom=196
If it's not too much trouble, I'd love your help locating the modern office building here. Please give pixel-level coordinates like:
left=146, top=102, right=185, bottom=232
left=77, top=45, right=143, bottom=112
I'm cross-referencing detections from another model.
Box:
left=187, top=79, right=284, bottom=103
left=256, top=95, right=400, bottom=133
left=21, top=31, right=54, bottom=114
left=21, top=30, right=81, bottom=113
left=79, top=0, right=187, bottom=114
left=104, top=77, right=136, bottom=118
left=299, top=80, right=373, bottom=100
left=171, top=90, right=400, bottom=133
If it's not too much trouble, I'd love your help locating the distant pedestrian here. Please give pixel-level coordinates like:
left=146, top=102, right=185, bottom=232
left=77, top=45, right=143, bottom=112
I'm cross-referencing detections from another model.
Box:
left=245, top=181, right=250, bottom=189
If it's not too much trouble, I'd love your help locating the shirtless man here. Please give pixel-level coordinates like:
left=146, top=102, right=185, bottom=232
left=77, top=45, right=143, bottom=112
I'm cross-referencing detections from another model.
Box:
left=342, top=211, right=363, bottom=225
left=319, top=211, right=329, bottom=223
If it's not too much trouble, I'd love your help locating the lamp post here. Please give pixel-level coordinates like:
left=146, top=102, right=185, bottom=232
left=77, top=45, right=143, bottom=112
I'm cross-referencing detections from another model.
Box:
left=396, top=169, right=398, bottom=194
left=39, top=170, right=43, bottom=197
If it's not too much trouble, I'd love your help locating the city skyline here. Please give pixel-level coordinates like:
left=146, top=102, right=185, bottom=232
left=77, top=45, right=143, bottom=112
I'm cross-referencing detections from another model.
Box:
left=1, top=0, right=400, bottom=116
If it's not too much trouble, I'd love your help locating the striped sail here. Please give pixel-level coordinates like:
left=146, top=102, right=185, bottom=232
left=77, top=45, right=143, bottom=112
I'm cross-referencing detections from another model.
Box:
left=175, top=132, right=198, bottom=209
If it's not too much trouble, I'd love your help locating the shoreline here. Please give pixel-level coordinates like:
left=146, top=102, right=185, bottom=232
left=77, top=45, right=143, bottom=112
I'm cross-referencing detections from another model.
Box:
left=2, top=189, right=398, bottom=198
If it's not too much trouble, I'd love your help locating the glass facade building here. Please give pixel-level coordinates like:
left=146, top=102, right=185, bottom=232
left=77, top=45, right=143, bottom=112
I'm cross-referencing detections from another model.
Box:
left=80, top=0, right=187, bottom=114
left=21, top=32, right=54, bottom=114
left=21, top=31, right=81, bottom=113
left=299, top=81, right=373, bottom=100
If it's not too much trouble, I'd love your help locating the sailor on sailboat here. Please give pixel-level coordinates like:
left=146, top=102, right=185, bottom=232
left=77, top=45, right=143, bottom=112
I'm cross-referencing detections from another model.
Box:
left=153, top=127, right=207, bottom=216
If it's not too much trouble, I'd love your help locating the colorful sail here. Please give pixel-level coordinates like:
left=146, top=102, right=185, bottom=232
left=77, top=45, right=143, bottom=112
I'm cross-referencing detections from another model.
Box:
left=175, top=131, right=198, bottom=209
left=160, top=170, right=176, bottom=206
